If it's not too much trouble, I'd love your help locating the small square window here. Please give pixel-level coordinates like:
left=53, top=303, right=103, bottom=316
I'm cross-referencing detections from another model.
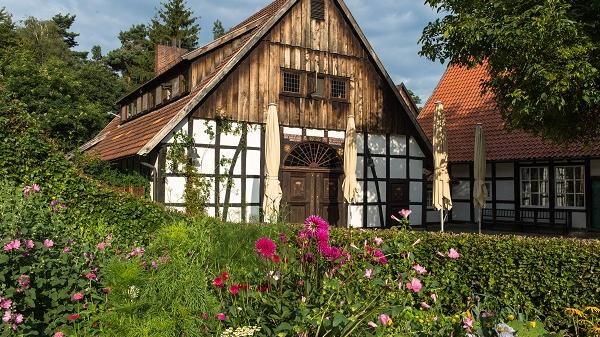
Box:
left=282, top=72, right=301, bottom=94
left=331, top=78, right=347, bottom=100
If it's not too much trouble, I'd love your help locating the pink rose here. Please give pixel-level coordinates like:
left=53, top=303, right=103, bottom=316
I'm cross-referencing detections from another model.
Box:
left=448, top=248, right=460, bottom=259
left=71, top=292, right=84, bottom=301
left=406, top=277, right=422, bottom=293
left=43, top=239, right=54, bottom=248
left=413, top=264, right=427, bottom=274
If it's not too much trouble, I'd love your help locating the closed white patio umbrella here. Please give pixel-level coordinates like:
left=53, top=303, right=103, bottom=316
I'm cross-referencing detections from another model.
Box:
left=432, top=101, right=453, bottom=232
left=342, top=114, right=358, bottom=208
left=473, top=124, right=487, bottom=234
left=262, top=103, right=282, bottom=223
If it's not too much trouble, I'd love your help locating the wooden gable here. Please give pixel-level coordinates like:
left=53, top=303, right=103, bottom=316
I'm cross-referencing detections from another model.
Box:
left=192, top=0, right=412, bottom=135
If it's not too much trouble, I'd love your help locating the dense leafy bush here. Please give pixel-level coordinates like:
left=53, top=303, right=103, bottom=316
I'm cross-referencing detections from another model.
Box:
left=0, top=116, right=181, bottom=245
left=332, top=227, right=600, bottom=330
left=75, top=154, right=150, bottom=191
left=0, top=181, right=115, bottom=336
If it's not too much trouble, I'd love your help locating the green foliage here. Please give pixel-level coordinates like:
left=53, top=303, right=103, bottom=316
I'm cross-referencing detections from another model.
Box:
left=420, top=0, right=600, bottom=144
left=213, top=20, right=226, bottom=40
left=52, top=13, right=80, bottom=49
left=150, top=0, right=200, bottom=49
left=105, top=24, right=155, bottom=87
left=76, top=154, right=150, bottom=191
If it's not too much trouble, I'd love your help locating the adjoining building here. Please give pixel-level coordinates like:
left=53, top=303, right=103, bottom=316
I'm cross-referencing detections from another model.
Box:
left=82, top=0, right=433, bottom=228
left=418, top=64, right=600, bottom=233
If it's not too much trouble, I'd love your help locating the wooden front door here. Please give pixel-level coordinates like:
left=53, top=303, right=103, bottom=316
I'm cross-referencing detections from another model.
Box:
left=281, top=141, right=346, bottom=227
left=386, top=179, right=410, bottom=227
left=592, top=178, right=600, bottom=230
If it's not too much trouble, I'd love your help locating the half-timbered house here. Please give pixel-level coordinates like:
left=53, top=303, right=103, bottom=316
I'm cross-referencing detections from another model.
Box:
left=418, top=64, right=600, bottom=233
left=82, top=0, right=433, bottom=228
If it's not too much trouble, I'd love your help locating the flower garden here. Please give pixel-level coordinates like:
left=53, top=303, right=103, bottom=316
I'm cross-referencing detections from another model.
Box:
left=1, top=178, right=600, bottom=337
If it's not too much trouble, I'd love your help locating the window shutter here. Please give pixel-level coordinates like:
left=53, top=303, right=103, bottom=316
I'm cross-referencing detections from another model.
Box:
left=311, top=0, right=325, bottom=20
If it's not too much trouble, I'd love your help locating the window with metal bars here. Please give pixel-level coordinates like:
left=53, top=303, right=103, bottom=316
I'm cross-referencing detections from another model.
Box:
left=330, top=78, right=348, bottom=100
left=311, top=0, right=325, bottom=20
left=282, top=71, right=301, bottom=94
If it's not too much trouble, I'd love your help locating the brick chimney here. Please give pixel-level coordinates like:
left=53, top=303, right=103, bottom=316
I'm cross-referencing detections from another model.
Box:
left=155, top=44, right=188, bottom=75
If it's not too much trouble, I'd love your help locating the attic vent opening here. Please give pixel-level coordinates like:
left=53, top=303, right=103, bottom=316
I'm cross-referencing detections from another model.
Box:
left=311, top=0, right=325, bottom=20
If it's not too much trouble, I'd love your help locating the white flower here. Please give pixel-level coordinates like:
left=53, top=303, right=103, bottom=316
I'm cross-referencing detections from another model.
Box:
left=267, top=270, right=281, bottom=281
left=127, top=285, right=140, bottom=299
left=220, top=326, right=261, bottom=337
left=495, top=323, right=516, bottom=337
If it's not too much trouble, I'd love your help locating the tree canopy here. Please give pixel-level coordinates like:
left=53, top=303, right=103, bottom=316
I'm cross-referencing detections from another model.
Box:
left=420, top=0, right=600, bottom=144
left=150, top=0, right=200, bottom=49
left=105, top=24, right=155, bottom=86
left=212, top=20, right=226, bottom=40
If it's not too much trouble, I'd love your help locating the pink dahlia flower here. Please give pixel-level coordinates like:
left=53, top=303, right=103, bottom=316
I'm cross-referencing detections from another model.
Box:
left=406, top=278, right=423, bottom=293
left=413, top=264, right=427, bottom=274
left=213, top=277, right=224, bottom=288
left=228, top=284, right=240, bottom=295
left=255, top=237, right=277, bottom=259
left=71, top=293, right=84, bottom=301
left=448, top=248, right=460, bottom=259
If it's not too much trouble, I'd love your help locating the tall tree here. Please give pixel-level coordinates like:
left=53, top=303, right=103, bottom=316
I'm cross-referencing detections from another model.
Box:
left=52, top=13, right=79, bottom=48
left=150, top=0, right=200, bottom=49
left=91, top=45, right=102, bottom=61
left=212, top=20, right=225, bottom=40
left=0, top=8, right=16, bottom=60
left=105, top=24, right=155, bottom=86
left=420, top=0, right=600, bottom=144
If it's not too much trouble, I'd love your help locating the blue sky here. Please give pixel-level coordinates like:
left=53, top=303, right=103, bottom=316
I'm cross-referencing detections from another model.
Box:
left=2, top=0, right=446, bottom=103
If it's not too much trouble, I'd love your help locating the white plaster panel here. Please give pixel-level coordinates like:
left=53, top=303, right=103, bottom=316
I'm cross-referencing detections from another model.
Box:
left=367, top=205, right=385, bottom=228
left=591, top=160, right=600, bottom=176
left=390, top=135, right=407, bottom=156
left=193, top=119, right=216, bottom=145
left=220, top=123, right=243, bottom=146
left=165, top=151, right=184, bottom=174
left=306, top=129, right=325, bottom=137
left=452, top=180, right=470, bottom=199
left=219, top=149, right=242, bottom=175
left=246, top=124, right=262, bottom=148
left=409, top=206, right=422, bottom=227
left=246, top=178, right=261, bottom=204
left=223, top=207, right=243, bottom=223
left=219, top=178, right=242, bottom=203
left=410, top=182, right=423, bottom=203
left=409, top=137, right=425, bottom=158
left=572, top=212, right=587, bottom=229
left=355, top=181, right=365, bottom=203
left=283, top=127, right=302, bottom=136
left=368, top=134, right=386, bottom=155
left=356, top=134, right=365, bottom=154
left=163, top=119, right=189, bottom=144
left=206, top=207, right=216, bottom=217
left=246, top=150, right=262, bottom=175
left=367, top=157, right=386, bottom=179
left=348, top=205, right=363, bottom=228
left=496, top=163, right=514, bottom=178
left=452, top=202, right=471, bottom=222
left=194, top=147, right=215, bottom=174
left=165, top=176, right=186, bottom=204
left=495, top=180, right=514, bottom=201
left=206, top=179, right=216, bottom=204
left=390, top=158, right=407, bottom=179
left=451, top=164, right=470, bottom=178
left=246, top=206, right=261, bottom=223
left=328, top=130, right=345, bottom=139
left=356, top=156, right=364, bottom=179
left=409, top=159, right=423, bottom=179
left=367, top=182, right=386, bottom=203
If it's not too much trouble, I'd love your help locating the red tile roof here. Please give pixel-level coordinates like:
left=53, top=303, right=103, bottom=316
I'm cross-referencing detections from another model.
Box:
left=418, top=64, right=600, bottom=162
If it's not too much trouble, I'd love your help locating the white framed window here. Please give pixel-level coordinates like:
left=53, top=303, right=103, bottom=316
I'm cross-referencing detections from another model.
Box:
left=426, top=184, right=433, bottom=210
left=555, top=166, right=585, bottom=208
left=520, top=167, right=549, bottom=207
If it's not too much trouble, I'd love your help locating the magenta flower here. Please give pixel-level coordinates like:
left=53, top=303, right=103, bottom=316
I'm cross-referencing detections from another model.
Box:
left=54, top=332, right=65, bottom=337
left=71, top=292, right=84, bottom=302
left=85, top=272, right=97, bottom=281
left=216, top=313, right=226, bottom=321
left=43, top=239, right=54, bottom=248
left=97, top=242, right=107, bottom=251
left=463, top=317, right=474, bottom=330
left=406, top=277, right=423, bottom=293
left=413, top=264, right=427, bottom=274
left=302, top=252, right=315, bottom=263
left=14, top=313, right=23, bottom=324
left=3, top=240, right=20, bottom=252
left=373, top=237, right=384, bottom=246
left=32, top=184, right=40, bottom=192
left=364, top=268, right=374, bottom=279
left=62, top=247, right=71, bottom=253
left=25, top=240, right=34, bottom=250
left=372, top=249, right=388, bottom=265
left=0, top=298, right=12, bottom=310
left=255, top=237, right=277, bottom=259
left=18, top=275, right=30, bottom=289
left=2, top=311, right=11, bottom=323
left=128, top=247, right=145, bottom=258
left=399, top=209, right=412, bottom=218
left=378, top=314, right=392, bottom=327
left=448, top=248, right=460, bottom=259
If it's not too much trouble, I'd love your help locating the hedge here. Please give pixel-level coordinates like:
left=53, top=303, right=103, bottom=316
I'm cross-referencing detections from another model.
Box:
left=331, top=228, right=600, bottom=329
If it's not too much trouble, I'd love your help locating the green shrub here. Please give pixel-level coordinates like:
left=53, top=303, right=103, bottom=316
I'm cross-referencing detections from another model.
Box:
left=75, top=154, right=150, bottom=191
left=331, top=228, right=600, bottom=330
left=0, top=116, right=182, bottom=245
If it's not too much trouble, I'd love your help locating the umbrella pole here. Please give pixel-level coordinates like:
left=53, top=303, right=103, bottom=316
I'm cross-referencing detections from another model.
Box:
left=478, top=208, right=482, bottom=235
left=440, top=209, right=444, bottom=232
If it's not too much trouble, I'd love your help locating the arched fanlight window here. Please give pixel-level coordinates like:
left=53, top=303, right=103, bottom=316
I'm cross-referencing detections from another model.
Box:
left=284, top=141, right=342, bottom=169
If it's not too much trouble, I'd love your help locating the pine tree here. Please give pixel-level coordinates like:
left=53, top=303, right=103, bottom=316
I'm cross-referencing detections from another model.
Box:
left=52, top=13, right=79, bottom=48
left=105, top=24, right=155, bottom=86
left=91, top=45, right=102, bottom=61
left=150, top=0, right=200, bottom=49
left=212, top=20, right=225, bottom=40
